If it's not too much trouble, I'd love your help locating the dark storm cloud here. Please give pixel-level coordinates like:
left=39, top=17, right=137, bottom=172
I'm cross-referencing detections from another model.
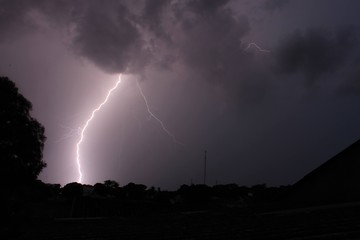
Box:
left=142, top=0, right=169, bottom=38
left=34, top=0, right=85, bottom=25
left=0, top=0, right=36, bottom=41
left=0, top=0, right=149, bottom=74
left=275, top=26, right=359, bottom=83
left=0, top=0, right=86, bottom=41
left=72, top=1, right=149, bottom=74
left=177, top=4, right=250, bottom=83
left=0, top=0, right=262, bottom=91
left=69, top=0, right=241, bottom=76
left=2, top=0, right=359, bottom=95
left=10, top=0, right=360, bottom=100
left=337, top=62, right=360, bottom=96
left=186, top=0, right=231, bottom=15
left=172, top=1, right=275, bottom=103
left=264, top=0, right=291, bottom=12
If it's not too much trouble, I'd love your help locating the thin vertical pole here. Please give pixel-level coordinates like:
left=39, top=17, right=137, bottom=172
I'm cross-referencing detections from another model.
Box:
left=204, top=150, right=207, bottom=185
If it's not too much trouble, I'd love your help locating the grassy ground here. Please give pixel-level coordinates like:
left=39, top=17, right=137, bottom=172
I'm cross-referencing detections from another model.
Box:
left=3, top=199, right=360, bottom=239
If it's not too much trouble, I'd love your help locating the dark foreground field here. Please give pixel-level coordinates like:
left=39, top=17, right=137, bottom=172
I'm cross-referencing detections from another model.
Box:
left=4, top=200, right=360, bottom=240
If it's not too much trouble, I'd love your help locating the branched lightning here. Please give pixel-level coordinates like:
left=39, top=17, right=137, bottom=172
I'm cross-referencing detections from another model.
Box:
left=136, top=80, right=183, bottom=145
left=244, top=42, right=271, bottom=53
left=75, top=74, right=182, bottom=183
left=76, top=74, right=122, bottom=183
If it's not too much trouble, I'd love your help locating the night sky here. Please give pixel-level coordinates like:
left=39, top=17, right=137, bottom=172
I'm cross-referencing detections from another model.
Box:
left=1, top=0, right=360, bottom=189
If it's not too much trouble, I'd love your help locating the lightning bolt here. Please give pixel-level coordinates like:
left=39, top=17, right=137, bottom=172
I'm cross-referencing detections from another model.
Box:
left=76, top=74, right=122, bottom=183
left=136, top=80, right=182, bottom=145
left=244, top=42, right=271, bottom=53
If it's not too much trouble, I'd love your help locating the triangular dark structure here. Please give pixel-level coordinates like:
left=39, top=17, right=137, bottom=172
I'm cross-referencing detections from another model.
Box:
left=287, top=138, right=360, bottom=205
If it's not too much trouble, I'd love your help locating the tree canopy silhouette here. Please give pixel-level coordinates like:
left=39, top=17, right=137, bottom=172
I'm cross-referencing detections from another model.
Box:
left=0, top=76, right=46, bottom=188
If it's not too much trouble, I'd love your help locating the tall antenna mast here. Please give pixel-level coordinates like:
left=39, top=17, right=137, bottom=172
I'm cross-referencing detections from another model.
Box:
left=204, top=150, right=207, bottom=185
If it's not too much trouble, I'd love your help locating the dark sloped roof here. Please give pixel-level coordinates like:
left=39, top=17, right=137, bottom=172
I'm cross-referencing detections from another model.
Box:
left=287, top=138, right=360, bottom=204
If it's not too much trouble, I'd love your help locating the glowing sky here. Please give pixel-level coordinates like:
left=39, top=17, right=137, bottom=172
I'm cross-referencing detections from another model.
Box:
left=1, top=0, right=360, bottom=189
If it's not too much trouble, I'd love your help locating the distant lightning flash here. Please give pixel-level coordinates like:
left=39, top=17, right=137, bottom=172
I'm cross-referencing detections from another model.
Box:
left=56, top=125, right=81, bottom=143
left=76, top=75, right=122, bottom=183
left=244, top=42, right=271, bottom=53
left=136, top=80, right=182, bottom=145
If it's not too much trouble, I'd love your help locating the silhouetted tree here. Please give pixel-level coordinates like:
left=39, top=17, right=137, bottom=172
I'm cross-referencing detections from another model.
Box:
left=104, top=179, right=119, bottom=189
left=94, top=182, right=108, bottom=196
left=44, top=183, right=61, bottom=197
left=62, top=182, right=83, bottom=199
left=0, top=77, right=46, bottom=192
left=102, top=180, right=119, bottom=196
left=123, top=182, right=147, bottom=200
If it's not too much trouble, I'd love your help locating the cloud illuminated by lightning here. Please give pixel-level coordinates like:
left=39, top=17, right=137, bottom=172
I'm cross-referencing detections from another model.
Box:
left=76, top=74, right=122, bottom=183
left=244, top=42, right=271, bottom=53
left=56, top=125, right=81, bottom=143
left=136, top=80, right=183, bottom=145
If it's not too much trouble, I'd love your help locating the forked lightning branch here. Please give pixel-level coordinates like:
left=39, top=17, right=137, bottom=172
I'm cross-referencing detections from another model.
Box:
left=75, top=74, right=180, bottom=183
